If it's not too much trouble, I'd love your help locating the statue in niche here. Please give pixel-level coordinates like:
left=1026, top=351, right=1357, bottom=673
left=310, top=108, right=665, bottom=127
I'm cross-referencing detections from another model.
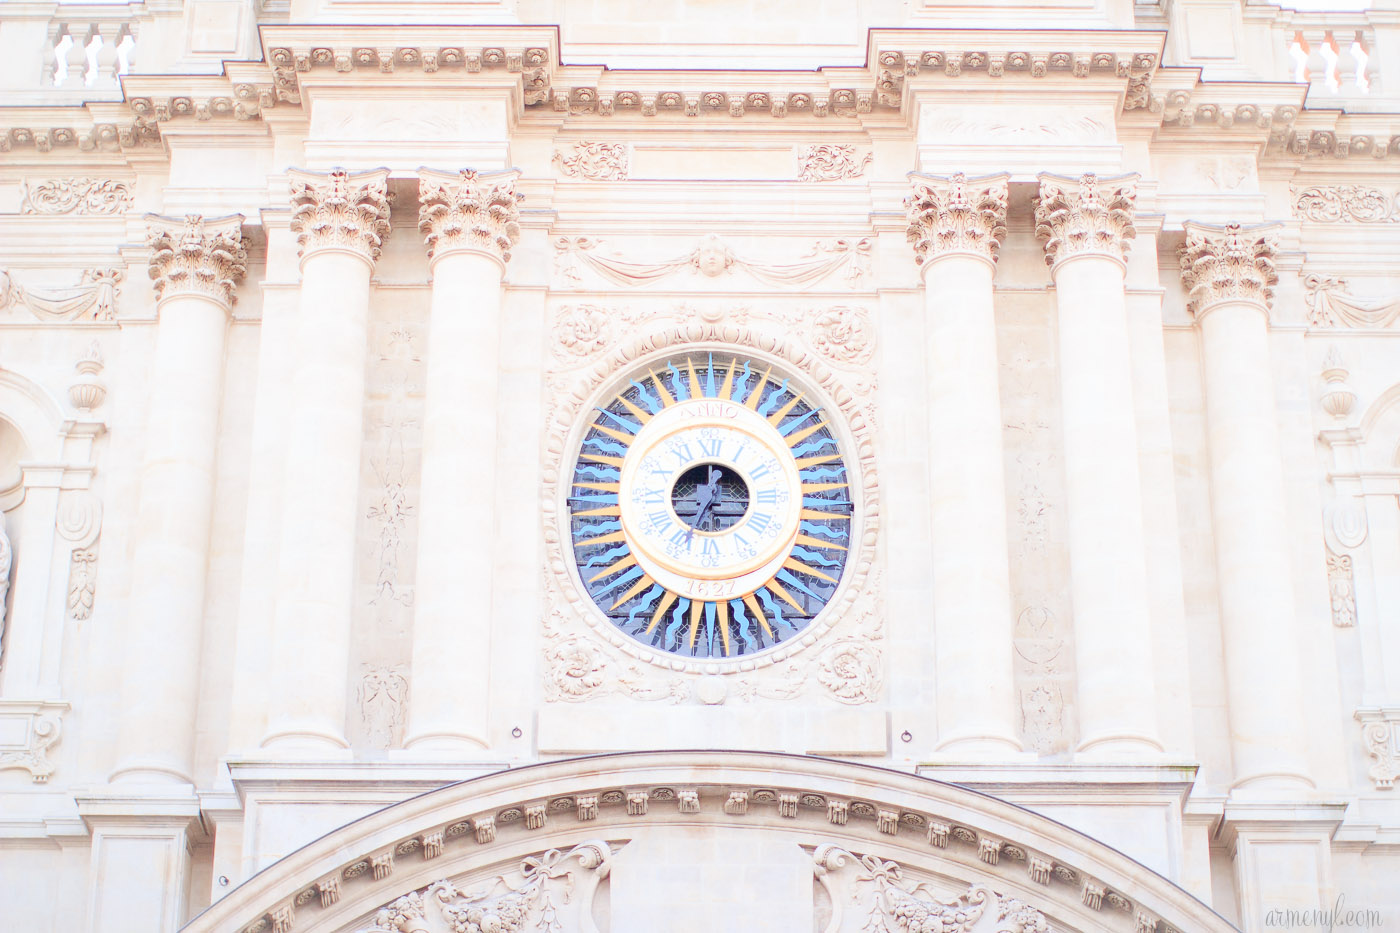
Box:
left=0, top=512, right=11, bottom=668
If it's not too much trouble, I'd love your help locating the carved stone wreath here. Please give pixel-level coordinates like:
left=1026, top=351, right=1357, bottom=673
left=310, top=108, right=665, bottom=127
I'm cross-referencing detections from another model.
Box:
left=540, top=308, right=880, bottom=686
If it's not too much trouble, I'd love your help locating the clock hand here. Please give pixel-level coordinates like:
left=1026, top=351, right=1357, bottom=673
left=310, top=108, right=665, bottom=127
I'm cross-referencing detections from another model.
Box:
left=685, top=468, right=724, bottom=542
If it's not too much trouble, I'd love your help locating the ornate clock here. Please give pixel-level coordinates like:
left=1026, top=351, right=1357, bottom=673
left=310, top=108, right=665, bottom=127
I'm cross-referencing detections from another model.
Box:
left=566, top=353, right=853, bottom=659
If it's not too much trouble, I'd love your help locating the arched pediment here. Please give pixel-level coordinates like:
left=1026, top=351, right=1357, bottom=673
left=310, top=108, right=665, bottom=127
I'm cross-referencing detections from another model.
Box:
left=187, top=752, right=1232, bottom=933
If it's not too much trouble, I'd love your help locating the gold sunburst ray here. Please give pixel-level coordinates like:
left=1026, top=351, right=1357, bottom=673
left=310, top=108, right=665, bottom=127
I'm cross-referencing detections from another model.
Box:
left=648, top=368, right=676, bottom=408
left=744, top=365, right=774, bottom=410
left=786, top=421, right=829, bottom=448
left=587, top=553, right=637, bottom=583
left=574, top=481, right=621, bottom=492
left=742, top=592, right=775, bottom=638
left=688, top=598, right=706, bottom=650
left=795, top=533, right=848, bottom=551
left=576, top=530, right=626, bottom=547
left=800, top=508, right=851, bottom=522
left=765, top=578, right=805, bottom=613
left=644, top=590, right=679, bottom=636
left=801, top=482, right=847, bottom=494
left=686, top=356, right=703, bottom=400
left=766, top=391, right=807, bottom=427
left=573, top=505, right=621, bottom=517
left=614, top=394, right=653, bottom=425
left=580, top=453, right=625, bottom=468
left=590, top=422, right=635, bottom=444
left=794, top=454, right=840, bottom=470
left=782, top=556, right=838, bottom=584
left=610, top=573, right=657, bottom=611
left=717, top=357, right=739, bottom=400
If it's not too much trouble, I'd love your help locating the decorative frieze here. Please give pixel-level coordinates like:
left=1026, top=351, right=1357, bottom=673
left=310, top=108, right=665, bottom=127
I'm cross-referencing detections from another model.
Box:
left=0, top=267, right=122, bottom=321
left=1293, top=184, right=1400, bottom=223
left=288, top=168, right=392, bottom=264
left=553, top=142, right=630, bottom=180
left=905, top=172, right=1010, bottom=266
left=1305, top=274, right=1400, bottom=328
left=553, top=233, right=870, bottom=288
left=417, top=168, right=523, bottom=265
left=20, top=178, right=133, bottom=215
left=1178, top=222, right=1280, bottom=317
left=797, top=144, right=871, bottom=181
left=146, top=213, right=248, bottom=307
left=1034, top=172, right=1138, bottom=269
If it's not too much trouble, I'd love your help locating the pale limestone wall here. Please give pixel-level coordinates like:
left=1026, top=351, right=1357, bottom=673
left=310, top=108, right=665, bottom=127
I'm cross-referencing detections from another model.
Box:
left=1, top=1, right=1400, bottom=931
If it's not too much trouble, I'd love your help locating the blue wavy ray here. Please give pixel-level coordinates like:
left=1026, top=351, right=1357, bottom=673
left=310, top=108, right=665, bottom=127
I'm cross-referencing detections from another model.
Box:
left=629, top=379, right=661, bottom=414
left=593, top=565, right=644, bottom=597
left=731, top=598, right=755, bottom=653
left=569, top=493, right=619, bottom=505
left=575, top=464, right=620, bottom=481
left=663, top=597, right=691, bottom=646
left=779, top=408, right=822, bottom=437
left=793, top=534, right=844, bottom=551
left=595, top=407, right=640, bottom=432
left=798, top=466, right=846, bottom=481
left=626, top=585, right=664, bottom=629
left=733, top=360, right=752, bottom=404
left=575, top=519, right=622, bottom=535
left=757, top=379, right=790, bottom=416
left=581, top=543, right=630, bottom=566
left=799, top=520, right=845, bottom=540
left=583, top=436, right=630, bottom=456
left=803, top=497, right=853, bottom=508
left=666, top=360, right=690, bottom=401
left=756, top=588, right=795, bottom=633
left=777, top=569, right=825, bottom=603
left=704, top=601, right=717, bottom=654
left=792, top=546, right=842, bottom=567
left=791, top=436, right=838, bottom=457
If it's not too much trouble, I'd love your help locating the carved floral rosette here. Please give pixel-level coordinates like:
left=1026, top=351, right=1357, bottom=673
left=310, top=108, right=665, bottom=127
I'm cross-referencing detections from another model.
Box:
left=418, top=167, right=523, bottom=265
left=1033, top=172, right=1138, bottom=270
left=146, top=213, right=249, bottom=307
left=289, top=167, right=392, bottom=264
left=540, top=305, right=881, bottom=696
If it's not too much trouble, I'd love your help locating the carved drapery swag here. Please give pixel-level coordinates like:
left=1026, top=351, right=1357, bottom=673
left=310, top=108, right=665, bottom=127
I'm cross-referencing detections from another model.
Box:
left=289, top=167, right=392, bottom=264
left=554, top=233, right=870, bottom=288
left=1033, top=172, right=1138, bottom=269
left=146, top=213, right=248, bottom=307
left=905, top=172, right=1010, bottom=266
left=21, top=178, right=133, bottom=215
left=1178, top=222, right=1280, bottom=317
left=1305, top=274, right=1400, bottom=328
left=0, top=268, right=122, bottom=321
left=418, top=168, right=524, bottom=265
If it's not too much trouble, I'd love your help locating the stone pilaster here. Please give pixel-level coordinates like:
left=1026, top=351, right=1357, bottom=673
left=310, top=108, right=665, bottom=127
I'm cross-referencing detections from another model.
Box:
left=1034, top=172, right=1161, bottom=756
left=110, top=214, right=246, bottom=785
left=262, top=168, right=389, bottom=754
left=903, top=173, right=1021, bottom=756
left=1180, top=221, right=1312, bottom=792
left=404, top=168, right=522, bottom=753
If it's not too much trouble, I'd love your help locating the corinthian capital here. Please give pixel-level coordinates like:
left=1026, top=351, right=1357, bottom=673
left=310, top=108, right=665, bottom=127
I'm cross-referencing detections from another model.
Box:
left=1179, top=221, right=1280, bottom=317
left=418, top=167, right=523, bottom=266
left=288, top=167, right=392, bottom=265
left=146, top=213, right=248, bottom=308
left=1034, top=172, right=1138, bottom=270
left=905, top=172, right=1009, bottom=267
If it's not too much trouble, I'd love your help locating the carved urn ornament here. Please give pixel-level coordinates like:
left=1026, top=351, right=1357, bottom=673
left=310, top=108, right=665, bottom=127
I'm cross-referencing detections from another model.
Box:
left=563, top=353, right=854, bottom=660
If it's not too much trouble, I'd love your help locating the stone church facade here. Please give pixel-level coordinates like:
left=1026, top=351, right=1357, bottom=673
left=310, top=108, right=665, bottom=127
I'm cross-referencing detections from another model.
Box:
left=2, top=0, right=1400, bottom=930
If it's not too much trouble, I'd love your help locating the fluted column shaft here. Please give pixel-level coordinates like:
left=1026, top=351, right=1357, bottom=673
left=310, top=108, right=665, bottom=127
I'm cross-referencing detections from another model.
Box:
left=404, top=168, right=523, bottom=753
left=906, top=173, right=1021, bottom=755
left=1181, top=222, right=1312, bottom=792
left=112, top=214, right=247, bottom=784
left=261, top=169, right=390, bottom=753
left=1035, top=173, right=1161, bottom=755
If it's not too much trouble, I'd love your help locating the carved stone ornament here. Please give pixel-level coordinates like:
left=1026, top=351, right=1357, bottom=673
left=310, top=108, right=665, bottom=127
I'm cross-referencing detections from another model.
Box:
left=20, top=178, right=133, bottom=215
left=812, top=846, right=1051, bottom=933
left=418, top=167, right=523, bottom=265
left=0, top=267, right=122, bottom=321
left=1304, top=274, right=1400, bottom=328
left=69, top=341, right=107, bottom=412
left=1292, top=184, right=1400, bottom=223
left=0, top=701, right=68, bottom=783
left=357, top=842, right=611, bottom=933
left=1326, top=549, right=1356, bottom=628
left=1356, top=710, right=1400, bottom=790
left=807, top=306, right=876, bottom=367
left=554, top=234, right=870, bottom=289
left=1178, top=221, right=1280, bottom=318
left=146, top=213, right=249, bottom=307
left=1319, top=345, right=1358, bottom=419
left=1034, top=172, right=1138, bottom=270
left=288, top=167, right=392, bottom=264
left=553, top=142, right=630, bottom=181
left=797, top=144, right=872, bottom=182
left=905, top=172, right=1010, bottom=267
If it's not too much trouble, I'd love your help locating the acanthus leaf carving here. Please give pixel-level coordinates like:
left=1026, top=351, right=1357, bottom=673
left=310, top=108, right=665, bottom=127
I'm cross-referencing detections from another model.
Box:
left=20, top=178, right=133, bottom=215
left=418, top=167, right=523, bottom=265
left=1292, top=184, right=1400, bottom=223
left=554, top=142, right=630, bottom=181
left=1179, top=221, right=1280, bottom=317
left=289, top=167, right=392, bottom=264
left=146, top=213, right=248, bottom=307
left=1357, top=711, right=1399, bottom=790
left=797, top=144, right=872, bottom=182
left=905, top=172, right=1009, bottom=266
left=1034, top=172, right=1138, bottom=269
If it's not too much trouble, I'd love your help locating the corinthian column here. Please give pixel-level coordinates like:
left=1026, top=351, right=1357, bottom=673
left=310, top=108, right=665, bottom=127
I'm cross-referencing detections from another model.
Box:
left=1180, top=222, right=1312, bottom=792
left=261, top=169, right=390, bottom=753
left=1034, top=173, right=1161, bottom=756
left=905, top=173, right=1021, bottom=755
left=404, top=168, right=522, bottom=753
left=111, top=214, right=247, bottom=784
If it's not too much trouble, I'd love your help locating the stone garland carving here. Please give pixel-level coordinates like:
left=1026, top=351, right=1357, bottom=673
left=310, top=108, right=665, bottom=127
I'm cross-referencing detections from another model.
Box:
left=553, top=234, right=871, bottom=289
left=147, top=213, right=248, bottom=307
left=539, top=306, right=881, bottom=689
left=1179, top=222, right=1279, bottom=317
left=20, top=178, right=133, bottom=215
left=553, top=142, right=630, bottom=181
left=905, top=173, right=1009, bottom=267
left=1357, top=712, right=1399, bottom=790
left=289, top=168, right=392, bottom=263
left=1034, top=173, right=1138, bottom=269
left=0, top=267, right=122, bottom=321
left=1292, top=185, right=1400, bottom=223
left=1327, top=551, right=1357, bottom=628
left=357, top=842, right=612, bottom=933
left=56, top=491, right=103, bottom=622
left=0, top=702, right=66, bottom=783
left=1305, top=274, right=1400, bottom=328
left=797, top=144, right=872, bottom=182
left=812, top=846, right=1050, bottom=933
left=418, top=168, right=523, bottom=264
left=359, top=666, right=409, bottom=749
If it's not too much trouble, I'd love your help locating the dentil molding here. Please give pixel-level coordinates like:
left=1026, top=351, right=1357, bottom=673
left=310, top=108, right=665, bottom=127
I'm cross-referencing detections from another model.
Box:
left=146, top=213, right=248, bottom=307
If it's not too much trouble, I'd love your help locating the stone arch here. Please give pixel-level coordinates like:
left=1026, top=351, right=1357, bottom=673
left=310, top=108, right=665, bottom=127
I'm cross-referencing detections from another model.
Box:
left=187, top=751, right=1232, bottom=933
left=1357, top=381, right=1400, bottom=468
left=0, top=367, right=65, bottom=468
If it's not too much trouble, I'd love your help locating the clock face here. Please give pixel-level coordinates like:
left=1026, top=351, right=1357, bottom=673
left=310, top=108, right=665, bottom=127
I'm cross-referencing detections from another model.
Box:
left=567, top=354, right=853, bottom=659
